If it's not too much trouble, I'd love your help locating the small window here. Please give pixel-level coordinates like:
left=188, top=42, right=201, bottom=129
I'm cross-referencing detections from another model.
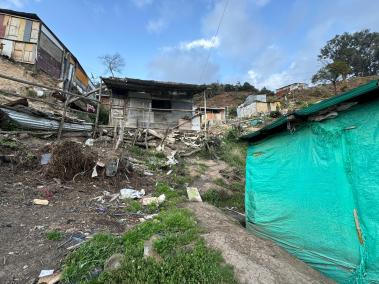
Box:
left=152, top=99, right=172, bottom=110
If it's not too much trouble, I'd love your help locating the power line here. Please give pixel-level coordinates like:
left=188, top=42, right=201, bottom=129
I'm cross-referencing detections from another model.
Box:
left=199, top=0, right=229, bottom=83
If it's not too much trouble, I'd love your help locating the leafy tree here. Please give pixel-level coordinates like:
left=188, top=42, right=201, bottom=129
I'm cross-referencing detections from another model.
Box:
left=319, top=29, right=379, bottom=77
left=259, top=87, right=274, bottom=95
left=99, top=53, right=125, bottom=77
left=312, top=61, right=351, bottom=94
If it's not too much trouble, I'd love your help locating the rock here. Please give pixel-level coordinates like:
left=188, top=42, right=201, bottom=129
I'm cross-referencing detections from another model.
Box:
left=105, top=158, right=119, bottom=177
left=104, top=253, right=124, bottom=272
left=141, top=194, right=166, bottom=206
left=187, top=187, right=202, bottom=202
left=33, top=199, right=49, bottom=206
left=144, top=235, right=162, bottom=262
left=119, top=188, right=145, bottom=199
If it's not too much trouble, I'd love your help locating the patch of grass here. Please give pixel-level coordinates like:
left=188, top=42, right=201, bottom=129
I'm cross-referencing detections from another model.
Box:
left=124, top=199, right=143, bottom=213
left=63, top=209, right=237, bottom=284
left=197, top=162, right=209, bottom=172
left=0, top=138, right=19, bottom=150
left=46, top=230, right=64, bottom=241
left=203, top=187, right=244, bottom=212
left=62, top=233, right=123, bottom=283
left=214, top=177, right=227, bottom=187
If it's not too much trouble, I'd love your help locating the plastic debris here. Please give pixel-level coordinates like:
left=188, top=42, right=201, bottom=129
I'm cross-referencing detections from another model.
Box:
left=33, top=199, right=49, bottom=206
left=119, top=188, right=145, bottom=199
left=91, top=166, right=98, bottom=178
left=166, top=151, right=178, bottom=166
left=187, top=187, right=202, bottom=202
left=40, top=153, right=52, bottom=165
left=105, top=158, right=119, bottom=177
left=144, top=171, right=154, bottom=176
left=39, top=270, right=54, bottom=278
left=84, top=138, right=94, bottom=146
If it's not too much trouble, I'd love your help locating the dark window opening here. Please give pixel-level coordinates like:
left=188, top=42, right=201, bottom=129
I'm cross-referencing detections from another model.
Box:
left=152, top=99, right=172, bottom=110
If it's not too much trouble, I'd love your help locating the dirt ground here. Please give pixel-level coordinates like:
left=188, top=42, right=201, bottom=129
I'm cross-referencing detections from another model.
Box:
left=0, top=146, right=154, bottom=283
left=186, top=202, right=333, bottom=284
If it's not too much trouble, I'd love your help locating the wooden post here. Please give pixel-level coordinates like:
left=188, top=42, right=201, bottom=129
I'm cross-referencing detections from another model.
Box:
left=353, top=209, right=364, bottom=244
left=57, top=95, right=70, bottom=140
left=203, top=90, right=207, bottom=139
left=145, top=104, right=151, bottom=149
left=93, top=79, right=103, bottom=138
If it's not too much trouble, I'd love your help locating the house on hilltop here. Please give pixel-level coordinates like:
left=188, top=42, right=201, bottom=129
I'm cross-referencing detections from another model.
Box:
left=276, top=82, right=308, bottom=96
left=0, top=9, right=92, bottom=93
left=102, top=77, right=205, bottom=131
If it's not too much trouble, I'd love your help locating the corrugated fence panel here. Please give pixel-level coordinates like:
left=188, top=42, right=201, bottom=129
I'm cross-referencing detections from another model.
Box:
left=0, top=39, right=13, bottom=57
left=7, top=16, right=19, bottom=40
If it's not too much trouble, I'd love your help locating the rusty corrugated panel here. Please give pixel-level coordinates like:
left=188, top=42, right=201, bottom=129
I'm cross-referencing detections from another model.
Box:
left=0, top=107, right=93, bottom=132
left=0, top=14, right=5, bottom=37
left=23, top=19, right=32, bottom=42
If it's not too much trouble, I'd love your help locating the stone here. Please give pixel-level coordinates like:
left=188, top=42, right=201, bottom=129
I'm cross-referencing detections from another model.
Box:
left=104, top=253, right=124, bottom=272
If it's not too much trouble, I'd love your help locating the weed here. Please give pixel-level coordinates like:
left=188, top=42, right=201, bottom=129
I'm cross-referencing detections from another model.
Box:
left=203, top=188, right=244, bottom=212
left=46, top=230, right=64, bottom=241
left=26, top=89, right=37, bottom=97
left=0, top=138, right=19, bottom=150
left=63, top=209, right=237, bottom=284
left=63, top=233, right=123, bottom=283
left=124, top=200, right=143, bottom=213
left=214, top=177, right=227, bottom=187
left=197, top=162, right=209, bottom=172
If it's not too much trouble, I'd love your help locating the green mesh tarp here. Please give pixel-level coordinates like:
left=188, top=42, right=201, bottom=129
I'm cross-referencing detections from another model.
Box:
left=245, top=99, right=379, bottom=283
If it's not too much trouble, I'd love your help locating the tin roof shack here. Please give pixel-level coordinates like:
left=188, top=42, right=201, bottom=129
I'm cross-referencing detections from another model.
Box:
left=102, top=77, right=205, bottom=131
left=198, top=106, right=226, bottom=126
left=0, top=9, right=92, bottom=93
left=275, top=82, right=308, bottom=97
left=237, top=94, right=280, bottom=118
left=241, top=80, right=379, bottom=283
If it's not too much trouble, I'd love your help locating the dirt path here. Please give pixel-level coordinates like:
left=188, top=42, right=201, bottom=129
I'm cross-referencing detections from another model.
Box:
left=186, top=202, right=333, bottom=284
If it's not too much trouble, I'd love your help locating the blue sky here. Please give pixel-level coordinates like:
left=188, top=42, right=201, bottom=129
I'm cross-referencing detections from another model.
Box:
left=1, top=0, right=378, bottom=90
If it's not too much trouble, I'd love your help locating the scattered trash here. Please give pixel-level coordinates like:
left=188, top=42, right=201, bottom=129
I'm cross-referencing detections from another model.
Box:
left=33, top=199, right=49, bottom=206
left=105, top=158, right=119, bottom=177
left=166, top=170, right=173, bottom=175
left=104, top=253, right=125, bottom=272
left=96, top=161, right=105, bottom=167
left=37, top=271, right=61, bottom=284
left=119, top=188, right=145, bottom=199
left=144, top=171, right=154, bottom=176
left=40, top=153, right=52, bottom=165
left=187, top=187, right=202, bottom=202
left=166, top=151, right=178, bottom=166
left=91, top=166, right=98, bottom=178
left=144, top=214, right=158, bottom=220
left=39, top=270, right=54, bottom=278
left=84, top=138, right=94, bottom=147
left=142, top=194, right=166, bottom=206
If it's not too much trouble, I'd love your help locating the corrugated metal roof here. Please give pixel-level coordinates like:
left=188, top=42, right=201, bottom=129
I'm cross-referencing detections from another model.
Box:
left=102, top=77, right=205, bottom=94
left=0, top=108, right=93, bottom=132
left=241, top=80, right=379, bottom=142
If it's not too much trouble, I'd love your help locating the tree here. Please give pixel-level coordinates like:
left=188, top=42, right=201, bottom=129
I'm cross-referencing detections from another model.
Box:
left=99, top=53, right=125, bottom=77
left=319, top=29, right=379, bottom=77
left=312, top=61, right=351, bottom=94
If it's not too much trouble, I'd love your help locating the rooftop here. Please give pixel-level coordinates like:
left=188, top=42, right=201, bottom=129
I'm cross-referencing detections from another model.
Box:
left=102, top=77, right=206, bottom=95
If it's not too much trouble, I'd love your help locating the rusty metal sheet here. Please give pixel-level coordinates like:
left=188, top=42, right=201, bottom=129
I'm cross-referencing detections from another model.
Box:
left=23, top=19, right=32, bottom=42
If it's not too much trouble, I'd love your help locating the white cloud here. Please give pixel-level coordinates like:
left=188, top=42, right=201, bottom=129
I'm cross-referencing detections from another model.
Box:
left=180, top=36, right=220, bottom=51
left=146, top=18, right=167, bottom=34
left=131, top=0, right=153, bottom=8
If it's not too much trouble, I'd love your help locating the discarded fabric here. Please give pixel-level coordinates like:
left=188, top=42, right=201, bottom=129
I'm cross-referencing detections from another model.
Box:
left=119, top=188, right=145, bottom=199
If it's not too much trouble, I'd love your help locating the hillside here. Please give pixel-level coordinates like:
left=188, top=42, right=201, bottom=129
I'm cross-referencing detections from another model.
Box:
left=195, top=76, right=379, bottom=114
